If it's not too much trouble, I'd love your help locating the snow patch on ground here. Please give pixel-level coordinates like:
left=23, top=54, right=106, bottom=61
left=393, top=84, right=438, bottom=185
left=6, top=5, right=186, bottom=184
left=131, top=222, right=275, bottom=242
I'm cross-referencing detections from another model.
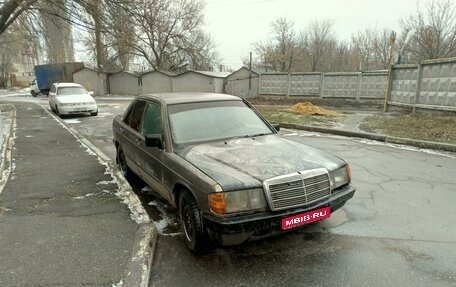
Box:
left=97, top=180, right=116, bottom=185
left=148, top=198, right=180, bottom=236
left=112, top=279, right=123, bottom=287
left=63, top=119, right=81, bottom=124
left=73, top=193, right=95, bottom=199
left=0, top=112, right=14, bottom=195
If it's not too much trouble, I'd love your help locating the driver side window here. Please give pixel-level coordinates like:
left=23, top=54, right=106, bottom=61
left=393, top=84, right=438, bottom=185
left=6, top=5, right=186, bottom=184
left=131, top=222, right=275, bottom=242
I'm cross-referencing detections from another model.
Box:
left=142, top=102, right=162, bottom=135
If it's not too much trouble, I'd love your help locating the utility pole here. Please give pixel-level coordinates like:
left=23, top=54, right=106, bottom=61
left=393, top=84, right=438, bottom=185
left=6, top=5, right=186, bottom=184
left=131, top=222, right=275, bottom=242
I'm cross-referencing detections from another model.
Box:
left=249, top=51, right=252, bottom=91
left=384, top=31, right=397, bottom=112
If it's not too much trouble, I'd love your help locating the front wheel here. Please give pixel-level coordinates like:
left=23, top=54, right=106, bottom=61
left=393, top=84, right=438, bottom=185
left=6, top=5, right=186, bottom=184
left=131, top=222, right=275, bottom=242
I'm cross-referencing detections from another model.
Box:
left=90, top=110, right=98, bottom=116
left=117, top=147, right=132, bottom=179
left=179, top=190, right=213, bottom=253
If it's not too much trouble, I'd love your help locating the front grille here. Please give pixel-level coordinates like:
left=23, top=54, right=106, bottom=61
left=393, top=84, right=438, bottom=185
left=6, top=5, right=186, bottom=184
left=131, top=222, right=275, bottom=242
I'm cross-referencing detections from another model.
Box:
left=263, top=169, right=330, bottom=211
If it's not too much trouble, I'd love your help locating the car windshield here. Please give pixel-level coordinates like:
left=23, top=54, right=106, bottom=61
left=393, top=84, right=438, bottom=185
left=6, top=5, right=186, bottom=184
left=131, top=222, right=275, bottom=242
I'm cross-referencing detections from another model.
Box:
left=168, top=100, right=273, bottom=145
left=57, top=87, right=87, bottom=95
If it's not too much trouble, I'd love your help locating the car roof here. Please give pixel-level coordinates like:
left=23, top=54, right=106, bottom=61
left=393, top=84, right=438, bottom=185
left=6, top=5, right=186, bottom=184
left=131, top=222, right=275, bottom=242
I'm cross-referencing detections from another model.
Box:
left=138, top=93, right=242, bottom=105
left=54, top=82, right=84, bottom=88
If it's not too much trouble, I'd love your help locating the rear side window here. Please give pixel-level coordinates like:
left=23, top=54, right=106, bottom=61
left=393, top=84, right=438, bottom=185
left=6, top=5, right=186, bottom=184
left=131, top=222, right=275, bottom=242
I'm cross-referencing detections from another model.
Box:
left=123, top=100, right=146, bottom=132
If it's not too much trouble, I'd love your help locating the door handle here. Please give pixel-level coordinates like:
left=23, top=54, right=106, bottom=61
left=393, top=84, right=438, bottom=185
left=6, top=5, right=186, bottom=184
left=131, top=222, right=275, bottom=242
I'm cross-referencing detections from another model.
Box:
left=135, top=138, right=141, bottom=145
left=119, top=127, right=124, bottom=133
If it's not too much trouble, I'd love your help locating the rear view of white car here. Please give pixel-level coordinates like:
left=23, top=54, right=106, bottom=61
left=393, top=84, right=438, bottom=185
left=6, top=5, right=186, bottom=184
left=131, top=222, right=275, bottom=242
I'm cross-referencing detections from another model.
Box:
left=48, top=83, right=98, bottom=117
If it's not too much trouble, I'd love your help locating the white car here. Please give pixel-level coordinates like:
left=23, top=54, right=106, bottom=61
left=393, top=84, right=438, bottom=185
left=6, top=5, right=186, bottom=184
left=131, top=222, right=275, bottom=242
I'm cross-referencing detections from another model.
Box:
left=48, top=83, right=98, bottom=117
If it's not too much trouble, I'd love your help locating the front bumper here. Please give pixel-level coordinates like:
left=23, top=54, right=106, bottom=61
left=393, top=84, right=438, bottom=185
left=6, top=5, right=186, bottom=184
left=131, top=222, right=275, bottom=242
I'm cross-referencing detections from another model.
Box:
left=59, top=104, right=98, bottom=115
left=202, top=184, right=355, bottom=245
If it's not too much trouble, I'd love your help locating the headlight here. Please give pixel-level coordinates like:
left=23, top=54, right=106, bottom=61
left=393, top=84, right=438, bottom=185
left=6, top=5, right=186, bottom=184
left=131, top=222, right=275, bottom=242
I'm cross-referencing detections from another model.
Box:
left=329, top=164, right=351, bottom=191
left=209, top=188, right=267, bottom=214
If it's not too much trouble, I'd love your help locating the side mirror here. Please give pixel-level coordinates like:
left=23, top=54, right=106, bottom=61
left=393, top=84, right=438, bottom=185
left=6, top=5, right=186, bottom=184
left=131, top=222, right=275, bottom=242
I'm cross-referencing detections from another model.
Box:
left=88, top=91, right=94, bottom=96
left=145, top=134, right=163, bottom=149
left=271, top=123, right=281, bottom=132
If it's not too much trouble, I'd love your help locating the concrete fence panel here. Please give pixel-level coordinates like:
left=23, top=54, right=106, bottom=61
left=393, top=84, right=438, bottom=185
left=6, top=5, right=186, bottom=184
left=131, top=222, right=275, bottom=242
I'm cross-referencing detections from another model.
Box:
left=418, top=59, right=456, bottom=107
left=360, top=72, right=388, bottom=99
left=388, top=57, right=456, bottom=112
left=260, top=74, right=288, bottom=96
left=389, top=65, right=419, bottom=105
left=289, top=73, right=321, bottom=96
left=322, top=73, right=359, bottom=99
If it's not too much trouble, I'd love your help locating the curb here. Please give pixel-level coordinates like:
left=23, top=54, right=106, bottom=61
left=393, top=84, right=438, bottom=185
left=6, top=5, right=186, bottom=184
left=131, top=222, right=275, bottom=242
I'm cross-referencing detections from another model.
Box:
left=280, top=123, right=456, bottom=153
left=0, top=104, right=16, bottom=195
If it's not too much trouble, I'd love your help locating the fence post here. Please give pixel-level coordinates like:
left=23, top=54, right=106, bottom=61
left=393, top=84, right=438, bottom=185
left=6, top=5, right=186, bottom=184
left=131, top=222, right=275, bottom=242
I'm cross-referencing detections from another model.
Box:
left=319, top=73, right=325, bottom=99
left=413, top=64, right=424, bottom=114
left=286, top=73, right=291, bottom=98
left=356, top=72, right=362, bottom=102
left=259, top=74, right=263, bottom=96
left=383, top=65, right=394, bottom=112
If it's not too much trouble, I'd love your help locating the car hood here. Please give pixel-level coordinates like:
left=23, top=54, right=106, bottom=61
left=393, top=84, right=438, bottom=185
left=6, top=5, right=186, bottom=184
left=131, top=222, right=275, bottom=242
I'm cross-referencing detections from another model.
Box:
left=56, top=94, right=95, bottom=103
left=174, top=134, right=346, bottom=191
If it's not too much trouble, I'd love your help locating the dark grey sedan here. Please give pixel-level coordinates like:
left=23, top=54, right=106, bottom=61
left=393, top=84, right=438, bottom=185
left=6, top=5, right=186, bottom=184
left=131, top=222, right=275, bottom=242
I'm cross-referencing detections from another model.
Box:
left=112, top=93, right=355, bottom=253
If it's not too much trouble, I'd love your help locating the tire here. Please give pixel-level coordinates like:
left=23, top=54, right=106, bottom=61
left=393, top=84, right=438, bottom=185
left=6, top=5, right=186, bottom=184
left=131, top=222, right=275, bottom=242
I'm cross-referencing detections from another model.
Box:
left=179, top=190, right=213, bottom=253
left=90, top=110, right=98, bottom=116
left=49, top=103, right=55, bottom=112
left=117, top=147, right=132, bottom=179
left=55, top=106, right=61, bottom=117
left=31, top=90, right=37, bottom=97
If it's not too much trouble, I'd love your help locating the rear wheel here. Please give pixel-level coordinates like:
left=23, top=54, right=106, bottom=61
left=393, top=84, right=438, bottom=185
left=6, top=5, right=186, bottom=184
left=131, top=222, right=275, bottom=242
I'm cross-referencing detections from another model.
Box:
left=117, top=147, right=132, bottom=179
left=179, top=190, right=213, bottom=253
left=31, top=90, right=37, bottom=97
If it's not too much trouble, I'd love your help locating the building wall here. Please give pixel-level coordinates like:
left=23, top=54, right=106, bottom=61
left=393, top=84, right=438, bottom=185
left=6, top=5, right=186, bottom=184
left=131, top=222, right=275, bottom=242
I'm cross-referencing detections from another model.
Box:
left=172, top=72, right=216, bottom=93
left=109, top=72, right=141, bottom=95
left=226, top=68, right=259, bottom=98
left=142, top=72, right=173, bottom=94
left=73, top=69, right=107, bottom=96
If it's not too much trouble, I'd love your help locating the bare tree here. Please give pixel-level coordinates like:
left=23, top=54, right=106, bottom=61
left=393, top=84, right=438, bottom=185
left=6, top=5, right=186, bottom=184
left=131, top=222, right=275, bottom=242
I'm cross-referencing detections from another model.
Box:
left=351, top=29, right=376, bottom=71
left=372, top=28, right=392, bottom=69
left=121, top=0, right=217, bottom=71
left=39, top=0, right=75, bottom=63
left=350, top=28, right=392, bottom=71
left=303, top=19, right=337, bottom=72
left=0, top=0, right=38, bottom=36
left=400, top=0, right=456, bottom=62
left=253, top=17, right=302, bottom=72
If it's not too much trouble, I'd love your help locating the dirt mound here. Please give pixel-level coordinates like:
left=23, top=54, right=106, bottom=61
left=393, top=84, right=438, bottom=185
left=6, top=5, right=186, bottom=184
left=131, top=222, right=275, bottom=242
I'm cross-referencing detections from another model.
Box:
left=290, top=102, right=339, bottom=116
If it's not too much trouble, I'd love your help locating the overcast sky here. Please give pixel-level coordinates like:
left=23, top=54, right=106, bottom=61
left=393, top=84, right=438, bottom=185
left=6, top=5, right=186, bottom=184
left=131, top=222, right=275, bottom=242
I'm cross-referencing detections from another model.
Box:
left=204, top=0, right=425, bottom=69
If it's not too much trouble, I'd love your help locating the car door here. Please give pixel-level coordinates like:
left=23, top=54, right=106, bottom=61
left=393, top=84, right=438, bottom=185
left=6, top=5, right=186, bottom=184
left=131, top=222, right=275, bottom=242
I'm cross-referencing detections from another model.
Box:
left=48, top=84, right=57, bottom=109
left=136, top=101, right=170, bottom=202
left=121, top=99, right=147, bottom=175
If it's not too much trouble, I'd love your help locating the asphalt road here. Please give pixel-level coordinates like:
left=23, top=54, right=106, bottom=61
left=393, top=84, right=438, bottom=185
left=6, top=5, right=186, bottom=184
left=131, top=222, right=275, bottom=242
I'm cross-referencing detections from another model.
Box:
left=3, top=94, right=456, bottom=286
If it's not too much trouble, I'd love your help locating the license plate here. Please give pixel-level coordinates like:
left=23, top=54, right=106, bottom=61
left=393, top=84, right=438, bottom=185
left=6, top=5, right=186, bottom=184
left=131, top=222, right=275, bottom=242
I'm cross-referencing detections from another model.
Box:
left=281, top=207, right=331, bottom=230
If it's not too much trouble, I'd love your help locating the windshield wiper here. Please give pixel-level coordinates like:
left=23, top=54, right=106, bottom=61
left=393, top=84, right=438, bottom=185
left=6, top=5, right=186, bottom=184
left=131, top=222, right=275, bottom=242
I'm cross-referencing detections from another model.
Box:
left=248, top=133, right=270, bottom=138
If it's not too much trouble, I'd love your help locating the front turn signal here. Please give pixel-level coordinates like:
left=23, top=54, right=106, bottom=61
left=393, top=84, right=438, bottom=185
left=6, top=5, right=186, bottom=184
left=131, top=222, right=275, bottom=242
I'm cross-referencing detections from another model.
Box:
left=209, top=193, right=227, bottom=214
